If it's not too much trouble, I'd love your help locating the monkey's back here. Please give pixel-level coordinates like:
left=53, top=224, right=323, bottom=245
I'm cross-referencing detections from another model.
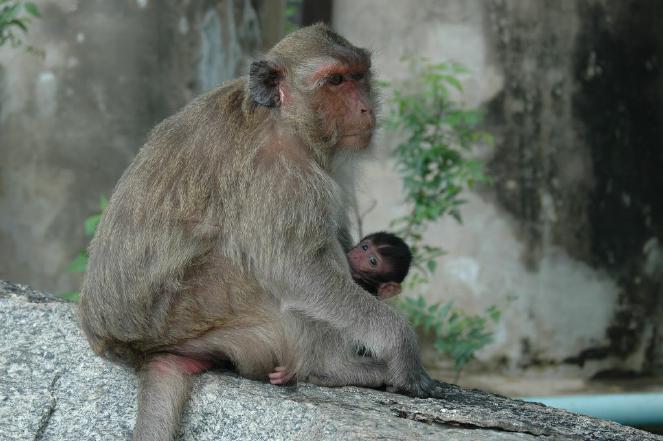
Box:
left=78, top=78, right=269, bottom=364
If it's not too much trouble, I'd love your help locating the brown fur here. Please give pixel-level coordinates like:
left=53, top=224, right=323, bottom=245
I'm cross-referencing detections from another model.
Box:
left=79, top=24, right=437, bottom=441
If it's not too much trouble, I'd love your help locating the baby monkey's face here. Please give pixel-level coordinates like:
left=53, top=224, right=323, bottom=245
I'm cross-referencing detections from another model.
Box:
left=347, top=240, right=391, bottom=277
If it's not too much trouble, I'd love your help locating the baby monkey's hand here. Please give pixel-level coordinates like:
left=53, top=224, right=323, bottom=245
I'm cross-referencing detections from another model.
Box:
left=268, top=366, right=296, bottom=385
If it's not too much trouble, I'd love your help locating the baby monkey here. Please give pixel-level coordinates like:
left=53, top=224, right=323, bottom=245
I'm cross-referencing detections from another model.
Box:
left=347, top=231, right=413, bottom=300
left=269, top=232, right=412, bottom=385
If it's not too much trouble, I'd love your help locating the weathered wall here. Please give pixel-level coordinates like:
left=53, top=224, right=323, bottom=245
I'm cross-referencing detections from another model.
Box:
left=333, top=0, right=663, bottom=375
left=0, top=0, right=271, bottom=294
left=1, top=0, right=661, bottom=377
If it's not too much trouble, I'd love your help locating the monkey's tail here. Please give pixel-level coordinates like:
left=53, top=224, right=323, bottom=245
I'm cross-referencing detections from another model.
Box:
left=133, top=354, right=193, bottom=441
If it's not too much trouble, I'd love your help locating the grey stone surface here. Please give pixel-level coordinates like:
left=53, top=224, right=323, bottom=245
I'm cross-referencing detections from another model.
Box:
left=1, top=281, right=660, bottom=441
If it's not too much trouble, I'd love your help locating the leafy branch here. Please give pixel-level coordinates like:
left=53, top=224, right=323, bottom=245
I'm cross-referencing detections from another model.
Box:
left=386, top=61, right=492, bottom=282
left=385, top=60, right=498, bottom=375
left=400, top=296, right=500, bottom=377
left=0, top=1, right=40, bottom=49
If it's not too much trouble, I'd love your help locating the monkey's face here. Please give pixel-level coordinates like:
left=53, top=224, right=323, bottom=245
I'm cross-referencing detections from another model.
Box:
left=306, top=62, right=376, bottom=150
left=249, top=37, right=376, bottom=154
left=347, top=240, right=391, bottom=278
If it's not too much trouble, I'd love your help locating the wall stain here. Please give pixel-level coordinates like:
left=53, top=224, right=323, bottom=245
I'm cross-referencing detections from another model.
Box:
left=485, top=0, right=663, bottom=371
left=573, top=0, right=663, bottom=372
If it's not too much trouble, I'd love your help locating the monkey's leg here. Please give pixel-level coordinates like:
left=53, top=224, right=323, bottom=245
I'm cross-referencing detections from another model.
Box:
left=134, top=354, right=210, bottom=441
left=304, top=339, right=388, bottom=389
left=300, top=357, right=450, bottom=397
left=308, top=356, right=387, bottom=388
left=170, top=319, right=293, bottom=382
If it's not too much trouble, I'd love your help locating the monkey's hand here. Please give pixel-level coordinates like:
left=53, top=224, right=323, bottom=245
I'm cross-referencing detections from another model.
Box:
left=386, top=369, right=435, bottom=398
left=387, top=370, right=453, bottom=400
left=268, top=366, right=296, bottom=386
left=387, top=370, right=451, bottom=399
left=384, top=323, right=436, bottom=398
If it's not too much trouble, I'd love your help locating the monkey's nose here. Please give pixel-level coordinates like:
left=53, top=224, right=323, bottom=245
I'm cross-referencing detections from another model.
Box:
left=360, top=108, right=375, bottom=130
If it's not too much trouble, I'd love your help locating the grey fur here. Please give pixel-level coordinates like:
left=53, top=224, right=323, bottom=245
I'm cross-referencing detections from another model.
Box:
left=79, top=24, right=434, bottom=441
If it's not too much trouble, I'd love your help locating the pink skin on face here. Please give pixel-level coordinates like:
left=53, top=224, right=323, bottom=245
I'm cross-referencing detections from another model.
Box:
left=346, top=240, right=391, bottom=278
left=307, top=62, right=375, bottom=150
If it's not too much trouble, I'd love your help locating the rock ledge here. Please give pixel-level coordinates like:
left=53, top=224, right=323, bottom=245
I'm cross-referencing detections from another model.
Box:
left=1, top=280, right=660, bottom=440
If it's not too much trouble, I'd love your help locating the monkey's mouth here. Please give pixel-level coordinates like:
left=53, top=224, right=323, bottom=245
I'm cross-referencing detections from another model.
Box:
left=342, top=131, right=373, bottom=138
left=338, top=131, right=373, bottom=148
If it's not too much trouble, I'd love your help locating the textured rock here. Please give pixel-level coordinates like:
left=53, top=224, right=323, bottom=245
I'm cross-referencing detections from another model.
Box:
left=1, top=280, right=660, bottom=441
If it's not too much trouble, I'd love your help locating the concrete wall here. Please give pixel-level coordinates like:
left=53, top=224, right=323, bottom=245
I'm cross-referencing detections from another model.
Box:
left=333, top=0, right=663, bottom=375
left=1, top=0, right=661, bottom=376
left=0, top=1, right=272, bottom=294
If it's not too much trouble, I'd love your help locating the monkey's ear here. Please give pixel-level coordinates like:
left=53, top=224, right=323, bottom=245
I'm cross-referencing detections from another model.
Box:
left=249, top=60, right=282, bottom=107
left=376, top=282, right=402, bottom=300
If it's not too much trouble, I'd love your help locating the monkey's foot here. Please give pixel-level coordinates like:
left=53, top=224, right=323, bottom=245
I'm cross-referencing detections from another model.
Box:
left=268, top=366, right=296, bottom=385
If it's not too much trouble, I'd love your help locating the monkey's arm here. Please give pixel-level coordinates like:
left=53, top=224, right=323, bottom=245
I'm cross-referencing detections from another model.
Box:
left=281, top=253, right=430, bottom=395
left=241, top=162, right=431, bottom=396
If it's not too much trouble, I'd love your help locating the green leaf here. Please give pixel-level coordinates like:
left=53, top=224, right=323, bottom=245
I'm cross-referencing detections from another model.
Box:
left=2, top=4, right=20, bottom=20
left=443, top=75, right=463, bottom=92
left=450, top=64, right=469, bottom=74
left=99, top=195, right=109, bottom=210
left=24, top=2, right=39, bottom=17
left=450, top=208, right=463, bottom=224
left=423, top=314, right=435, bottom=333
left=9, top=18, right=27, bottom=31
left=435, top=301, right=453, bottom=322
left=434, top=339, right=449, bottom=354
left=60, top=291, right=80, bottom=302
left=487, top=305, right=501, bottom=322
left=404, top=297, right=417, bottom=306
left=84, top=213, right=101, bottom=236
left=67, top=251, right=88, bottom=273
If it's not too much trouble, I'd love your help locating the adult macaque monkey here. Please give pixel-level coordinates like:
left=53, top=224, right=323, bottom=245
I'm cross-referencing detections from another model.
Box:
left=79, top=24, right=440, bottom=441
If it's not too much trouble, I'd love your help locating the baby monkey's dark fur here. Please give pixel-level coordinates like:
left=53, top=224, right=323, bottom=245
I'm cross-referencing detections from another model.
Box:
left=79, top=24, right=441, bottom=441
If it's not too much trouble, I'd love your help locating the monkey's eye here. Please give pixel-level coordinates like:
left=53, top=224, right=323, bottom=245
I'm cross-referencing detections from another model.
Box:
left=369, top=256, right=378, bottom=267
left=328, top=74, right=344, bottom=85
left=361, top=243, right=369, bottom=251
left=350, top=72, right=365, bottom=81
